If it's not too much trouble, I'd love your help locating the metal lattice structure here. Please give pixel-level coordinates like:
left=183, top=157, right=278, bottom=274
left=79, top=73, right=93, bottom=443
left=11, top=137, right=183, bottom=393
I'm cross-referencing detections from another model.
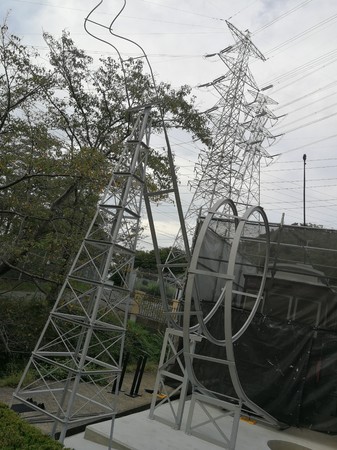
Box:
left=10, top=16, right=283, bottom=450
left=182, top=200, right=282, bottom=449
left=148, top=22, right=283, bottom=450
left=12, top=105, right=152, bottom=442
left=168, top=22, right=278, bottom=264
left=149, top=200, right=283, bottom=450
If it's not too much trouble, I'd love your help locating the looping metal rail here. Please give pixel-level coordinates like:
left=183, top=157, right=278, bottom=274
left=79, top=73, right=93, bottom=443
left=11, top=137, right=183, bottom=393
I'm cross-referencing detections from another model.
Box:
left=183, top=200, right=284, bottom=448
left=150, top=199, right=285, bottom=450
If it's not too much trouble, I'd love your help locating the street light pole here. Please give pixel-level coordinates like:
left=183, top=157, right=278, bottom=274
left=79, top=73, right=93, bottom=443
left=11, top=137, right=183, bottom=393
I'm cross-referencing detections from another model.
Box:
left=303, top=154, right=307, bottom=226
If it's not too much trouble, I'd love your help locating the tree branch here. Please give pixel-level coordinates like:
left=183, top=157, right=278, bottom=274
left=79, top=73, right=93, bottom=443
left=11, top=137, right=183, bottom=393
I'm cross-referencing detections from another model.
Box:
left=0, top=173, right=75, bottom=190
left=1, top=259, right=58, bottom=285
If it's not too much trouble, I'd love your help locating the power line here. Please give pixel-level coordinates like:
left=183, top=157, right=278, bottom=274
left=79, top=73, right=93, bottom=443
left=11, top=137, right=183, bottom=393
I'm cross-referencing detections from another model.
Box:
left=266, top=49, right=337, bottom=89
left=264, top=13, right=337, bottom=57
left=274, top=111, right=337, bottom=135
left=252, top=0, right=313, bottom=34
left=227, top=0, right=259, bottom=21
left=274, top=81, right=337, bottom=110
left=263, top=181, right=337, bottom=189
left=277, top=91, right=337, bottom=115
left=274, top=133, right=337, bottom=156
left=139, top=0, right=226, bottom=22
left=272, top=157, right=337, bottom=164
left=273, top=102, right=337, bottom=133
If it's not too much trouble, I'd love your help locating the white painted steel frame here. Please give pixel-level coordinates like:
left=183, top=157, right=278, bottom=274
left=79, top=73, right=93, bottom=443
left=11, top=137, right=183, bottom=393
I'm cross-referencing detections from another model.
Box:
left=12, top=106, right=152, bottom=444
left=149, top=327, right=202, bottom=430
left=182, top=200, right=281, bottom=449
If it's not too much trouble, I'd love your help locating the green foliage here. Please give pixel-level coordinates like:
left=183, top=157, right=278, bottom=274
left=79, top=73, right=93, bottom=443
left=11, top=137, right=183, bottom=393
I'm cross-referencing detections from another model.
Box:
left=134, top=278, right=175, bottom=297
left=0, top=367, right=35, bottom=388
left=142, top=281, right=160, bottom=297
left=0, top=296, right=50, bottom=357
left=124, top=321, right=163, bottom=364
left=0, top=21, right=208, bottom=374
left=0, top=290, right=163, bottom=381
left=0, top=403, right=71, bottom=449
left=0, top=22, right=209, bottom=312
left=141, top=280, right=161, bottom=296
left=135, top=247, right=187, bottom=274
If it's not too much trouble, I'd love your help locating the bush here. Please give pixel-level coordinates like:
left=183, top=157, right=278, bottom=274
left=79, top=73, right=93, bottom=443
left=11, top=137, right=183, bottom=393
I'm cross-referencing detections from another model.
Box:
left=134, top=277, right=175, bottom=297
left=0, top=402, right=71, bottom=449
left=0, top=367, right=35, bottom=388
left=0, top=296, right=50, bottom=358
left=124, top=321, right=163, bottom=365
left=0, top=320, right=163, bottom=386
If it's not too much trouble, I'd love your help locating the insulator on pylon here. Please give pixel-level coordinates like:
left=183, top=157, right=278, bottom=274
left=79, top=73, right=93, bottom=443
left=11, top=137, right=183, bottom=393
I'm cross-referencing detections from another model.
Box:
left=204, top=52, right=219, bottom=58
left=220, top=45, right=233, bottom=54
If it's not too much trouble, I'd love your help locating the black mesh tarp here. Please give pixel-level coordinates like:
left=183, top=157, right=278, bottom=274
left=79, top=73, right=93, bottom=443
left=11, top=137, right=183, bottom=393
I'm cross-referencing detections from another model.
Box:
left=189, top=223, right=337, bottom=433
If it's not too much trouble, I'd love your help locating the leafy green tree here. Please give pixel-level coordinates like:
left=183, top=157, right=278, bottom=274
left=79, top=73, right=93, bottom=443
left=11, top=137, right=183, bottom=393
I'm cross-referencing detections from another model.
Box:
left=135, top=247, right=186, bottom=274
left=0, top=23, right=209, bottom=352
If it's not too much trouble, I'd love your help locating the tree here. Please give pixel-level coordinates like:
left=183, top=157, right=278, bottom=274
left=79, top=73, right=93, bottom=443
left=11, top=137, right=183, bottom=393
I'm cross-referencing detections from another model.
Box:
left=135, top=247, right=186, bottom=274
left=0, top=24, right=209, bottom=313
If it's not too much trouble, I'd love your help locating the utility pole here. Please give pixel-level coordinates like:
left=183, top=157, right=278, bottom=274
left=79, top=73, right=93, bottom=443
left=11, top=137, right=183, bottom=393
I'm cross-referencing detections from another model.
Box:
left=303, top=153, right=307, bottom=226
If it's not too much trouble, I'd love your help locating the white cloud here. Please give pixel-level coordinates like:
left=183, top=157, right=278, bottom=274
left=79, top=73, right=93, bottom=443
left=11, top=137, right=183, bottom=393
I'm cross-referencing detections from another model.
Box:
left=2, top=0, right=337, bottom=236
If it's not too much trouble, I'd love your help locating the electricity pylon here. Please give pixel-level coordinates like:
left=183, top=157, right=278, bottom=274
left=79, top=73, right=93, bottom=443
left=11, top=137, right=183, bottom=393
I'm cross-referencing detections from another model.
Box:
left=149, top=24, right=282, bottom=441
left=12, top=105, right=152, bottom=442
left=169, top=21, right=278, bottom=264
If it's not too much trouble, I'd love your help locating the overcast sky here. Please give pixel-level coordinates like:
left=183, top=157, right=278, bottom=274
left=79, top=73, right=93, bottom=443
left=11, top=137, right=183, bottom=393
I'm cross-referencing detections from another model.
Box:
left=2, top=0, right=337, bottom=248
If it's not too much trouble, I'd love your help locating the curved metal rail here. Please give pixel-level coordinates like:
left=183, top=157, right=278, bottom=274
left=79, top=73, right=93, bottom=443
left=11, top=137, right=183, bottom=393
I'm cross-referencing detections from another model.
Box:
left=182, top=200, right=283, bottom=448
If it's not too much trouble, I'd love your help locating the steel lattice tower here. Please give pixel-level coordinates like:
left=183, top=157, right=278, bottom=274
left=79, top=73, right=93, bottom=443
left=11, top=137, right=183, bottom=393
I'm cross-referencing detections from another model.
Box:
left=149, top=25, right=281, bottom=441
left=169, top=22, right=278, bottom=264
left=12, top=105, right=152, bottom=442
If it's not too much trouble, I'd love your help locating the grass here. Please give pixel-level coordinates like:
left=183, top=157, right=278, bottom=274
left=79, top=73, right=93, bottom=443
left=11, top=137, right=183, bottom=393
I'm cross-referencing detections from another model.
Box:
left=0, top=402, right=71, bottom=450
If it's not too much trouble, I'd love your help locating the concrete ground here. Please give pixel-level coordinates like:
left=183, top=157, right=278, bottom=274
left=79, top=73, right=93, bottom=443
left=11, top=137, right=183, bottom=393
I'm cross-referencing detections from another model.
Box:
left=3, top=373, right=337, bottom=450
left=64, top=399, right=337, bottom=450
